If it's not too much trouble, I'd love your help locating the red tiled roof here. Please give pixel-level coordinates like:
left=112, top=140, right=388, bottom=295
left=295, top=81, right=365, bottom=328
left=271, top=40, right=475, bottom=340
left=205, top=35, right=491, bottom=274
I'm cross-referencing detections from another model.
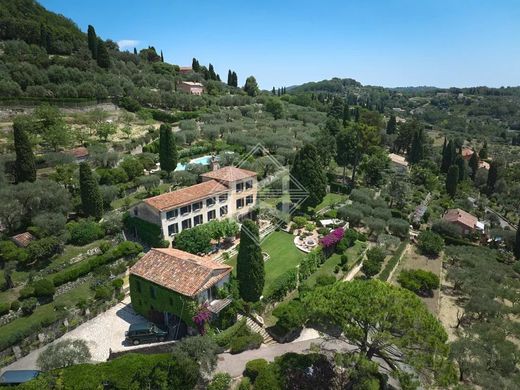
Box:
left=388, top=153, right=409, bottom=167
left=129, top=248, right=232, bottom=297
left=10, top=232, right=35, bottom=248
left=144, top=180, right=228, bottom=211
left=200, top=166, right=257, bottom=182
left=461, top=148, right=474, bottom=160
left=443, top=208, right=477, bottom=229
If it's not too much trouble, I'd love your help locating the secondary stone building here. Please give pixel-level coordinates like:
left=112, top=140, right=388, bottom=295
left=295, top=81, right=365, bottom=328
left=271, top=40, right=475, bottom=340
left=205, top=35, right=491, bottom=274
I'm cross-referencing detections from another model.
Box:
left=442, top=208, right=485, bottom=235
left=129, top=247, right=232, bottom=338
left=130, top=166, right=257, bottom=241
left=178, top=81, right=204, bottom=95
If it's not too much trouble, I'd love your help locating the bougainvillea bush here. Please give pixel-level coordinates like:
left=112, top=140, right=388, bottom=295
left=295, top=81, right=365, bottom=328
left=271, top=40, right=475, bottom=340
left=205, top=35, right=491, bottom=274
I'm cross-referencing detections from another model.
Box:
left=320, top=227, right=345, bottom=248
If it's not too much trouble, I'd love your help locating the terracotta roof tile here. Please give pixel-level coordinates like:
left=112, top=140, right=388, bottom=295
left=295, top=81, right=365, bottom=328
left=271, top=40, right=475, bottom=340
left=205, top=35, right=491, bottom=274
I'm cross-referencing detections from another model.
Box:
left=10, top=232, right=35, bottom=248
left=144, top=180, right=228, bottom=211
left=443, top=208, right=478, bottom=229
left=67, top=146, right=89, bottom=158
left=200, top=166, right=257, bottom=182
left=130, top=248, right=232, bottom=297
left=388, top=153, right=409, bottom=167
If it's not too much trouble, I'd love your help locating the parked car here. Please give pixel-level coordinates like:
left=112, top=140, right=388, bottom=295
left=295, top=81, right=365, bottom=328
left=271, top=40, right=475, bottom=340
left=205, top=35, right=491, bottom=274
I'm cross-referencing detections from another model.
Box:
left=0, top=370, right=41, bottom=386
left=125, top=322, right=168, bottom=345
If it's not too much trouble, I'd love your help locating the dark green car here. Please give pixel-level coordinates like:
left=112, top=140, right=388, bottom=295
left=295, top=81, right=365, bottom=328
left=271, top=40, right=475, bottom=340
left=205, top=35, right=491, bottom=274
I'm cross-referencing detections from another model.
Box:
left=125, top=322, right=168, bottom=345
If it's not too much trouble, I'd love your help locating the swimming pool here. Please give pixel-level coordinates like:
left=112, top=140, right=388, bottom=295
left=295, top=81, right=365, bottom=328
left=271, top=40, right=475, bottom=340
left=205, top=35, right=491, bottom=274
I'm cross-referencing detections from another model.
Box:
left=174, top=155, right=212, bottom=171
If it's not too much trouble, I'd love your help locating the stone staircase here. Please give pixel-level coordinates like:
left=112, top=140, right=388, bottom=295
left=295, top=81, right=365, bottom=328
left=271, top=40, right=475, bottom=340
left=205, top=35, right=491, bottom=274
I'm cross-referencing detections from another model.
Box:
left=237, top=314, right=276, bottom=346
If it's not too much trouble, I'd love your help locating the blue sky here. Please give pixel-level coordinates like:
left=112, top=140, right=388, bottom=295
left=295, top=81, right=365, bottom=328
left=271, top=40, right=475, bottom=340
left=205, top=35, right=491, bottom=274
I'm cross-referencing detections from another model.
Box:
left=40, top=0, right=520, bottom=89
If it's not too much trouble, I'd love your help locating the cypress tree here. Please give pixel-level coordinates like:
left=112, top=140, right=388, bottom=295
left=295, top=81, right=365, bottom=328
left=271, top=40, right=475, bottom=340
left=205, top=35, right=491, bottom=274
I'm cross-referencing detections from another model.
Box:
left=455, top=154, right=466, bottom=182
left=232, top=72, right=238, bottom=87
left=514, top=225, right=520, bottom=260
left=342, top=103, right=350, bottom=126
left=87, top=25, right=97, bottom=59
left=290, top=144, right=327, bottom=209
left=272, top=87, right=276, bottom=95
left=159, top=124, right=177, bottom=176
left=192, top=58, right=200, bottom=72
left=408, top=129, right=424, bottom=164
left=133, top=47, right=137, bottom=55
left=160, top=50, right=164, bottom=62
left=468, top=151, right=479, bottom=179
left=386, top=115, right=397, bottom=135
left=441, top=140, right=456, bottom=173
left=208, top=64, right=217, bottom=80
left=446, top=165, right=459, bottom=198
left=479, top=141, right=488, bottom=160
left=79, top=162, right=103, bottom=219
left=13, top=117, right=36, bottom=183
left=227, top=70, right=232, bottom=86
left=441, top=137, right=447, bottom=156
left=328, top=97, right=343, bottom=120
left=236, top=219, right=264, bottom=302
left=487, top=160, right=499, bottom=194
left=354, top=108, right=360, bottom=122
left=96, top=39, right=110, bottom=68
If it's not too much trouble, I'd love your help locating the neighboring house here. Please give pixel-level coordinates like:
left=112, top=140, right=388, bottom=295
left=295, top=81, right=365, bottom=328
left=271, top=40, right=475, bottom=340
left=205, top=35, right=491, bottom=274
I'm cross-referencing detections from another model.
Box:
left=129, top=247, right=232, bottom=338
left=442, top=208, right=485, bottom=235
left=461, top=148, right=490, bottom=170
left=178, top=81, right=204, bottom=95
left=178, top=66, right=192, bottom=74
left=388, top=153, right=409, bottom=172
left=130, top=166, right=257, bottom=241
left=10, top=232, right=35, bottom=248
left=67, top=146, right=89, bottom=162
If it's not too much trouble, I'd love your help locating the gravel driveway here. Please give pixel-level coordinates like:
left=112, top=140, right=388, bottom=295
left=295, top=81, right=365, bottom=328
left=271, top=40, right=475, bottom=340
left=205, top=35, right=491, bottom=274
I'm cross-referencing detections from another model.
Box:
left=1, top=297, right=149, bottom=373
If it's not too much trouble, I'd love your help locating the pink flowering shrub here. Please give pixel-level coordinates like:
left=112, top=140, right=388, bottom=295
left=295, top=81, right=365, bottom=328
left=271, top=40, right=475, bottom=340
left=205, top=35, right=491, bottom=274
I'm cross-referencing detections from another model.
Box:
left=192, top=304, right=212, bottom=335
left=320, top=227, right=345, bottom=248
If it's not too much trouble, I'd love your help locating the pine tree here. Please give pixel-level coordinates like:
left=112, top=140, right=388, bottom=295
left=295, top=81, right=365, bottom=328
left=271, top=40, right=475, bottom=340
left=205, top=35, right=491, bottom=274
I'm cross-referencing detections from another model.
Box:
left=408, top=129, right=424, bottom=164
left=514, top=225, right=520, bottom=260
left=13, top=117, right=36, bottom=183
left=96, top=39, right=110, bottom=68
left=386, top=115, right=397, bottom=135
left=159, top=124, right=177, bottom=177
left=441, top=140, right=456, bottom=173
left=441, top=137, right=447, bottom=156
left=290, top=144, right=327, bottom=209
left=487, top=160, right=499, bottom=194
left=79, top=162, right=103, bottom=219
left=468, top=151, right=479, bottom=179
left=160, top=50, right=164, bottom=62
left=455, top=154, right=466, bottom=182
left=236, top=219, right=264, bottom=302
left=446, top=165, right=459, bottom=198
left=87, top=25, right=97, bottom=59
left=479, top=141, right=488, bottom=160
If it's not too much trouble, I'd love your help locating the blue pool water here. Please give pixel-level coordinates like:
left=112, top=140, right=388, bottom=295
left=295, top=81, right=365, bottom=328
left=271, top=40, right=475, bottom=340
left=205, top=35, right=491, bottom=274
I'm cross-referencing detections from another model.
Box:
left=174, top=155, right=212, bottom=171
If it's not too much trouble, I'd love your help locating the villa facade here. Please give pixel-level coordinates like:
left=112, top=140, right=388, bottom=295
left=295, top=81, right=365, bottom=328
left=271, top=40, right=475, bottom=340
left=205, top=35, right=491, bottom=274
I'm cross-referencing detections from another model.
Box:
left=178, top=81, right=204, bottom=95
left=130, top=166, right=258, bottom=241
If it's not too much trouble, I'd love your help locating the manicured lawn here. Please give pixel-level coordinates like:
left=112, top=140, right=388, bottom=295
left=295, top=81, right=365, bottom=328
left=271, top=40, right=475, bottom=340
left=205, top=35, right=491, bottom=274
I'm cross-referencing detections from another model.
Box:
left=314, top=193, right=347, bottom=212
left=226, top=231, right=305, bottom=294
left=303, top=241, right=365, bottom=288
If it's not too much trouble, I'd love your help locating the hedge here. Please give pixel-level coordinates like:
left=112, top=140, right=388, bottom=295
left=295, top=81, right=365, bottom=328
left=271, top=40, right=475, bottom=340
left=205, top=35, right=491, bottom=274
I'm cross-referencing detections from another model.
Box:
left=377, top=240, right=408, bottom=281
left=298, top=248, right=325, bottom=281
left=123, top=214, right=168, bottom=248
left=229, top=333, right=263, bottom=354
left=213, top=318, right=248, bottom=349
left=52, top=241, right=142, bottom=287
left=244, top=359, right=269, bottom=382
left=264, top=269, right=297, bottom=302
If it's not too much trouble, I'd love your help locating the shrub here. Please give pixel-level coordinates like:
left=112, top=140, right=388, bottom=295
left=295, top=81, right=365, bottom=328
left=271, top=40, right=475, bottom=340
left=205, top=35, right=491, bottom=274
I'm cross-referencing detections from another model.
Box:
left=10, top=300, right=20, bottom=312
left=174, top=225, right=212, bottom=254
left=398, top=269, right=440, bottom=296
left=292, top=216, right=307, bottom=229
left=111, top=278, right=124, bottom=289
left=21, top=297, right=38, bottom=316
left=238, top=376, right=252, bottom=390
left=94, top=286, right=113, bottom=300
left=33, top=278, right=55, bottom=298
left=340, top=254, right=348, bottom=266
left=431, top=219, right=461, bottom=239
left=244, top=359, right=269, bottom=382
left=214, top=318, right=248, bottom=348
left=37, top=339, right=91, bottom=371
left=317, top=227, right=330, bottom=236
left=67, top=220, right=105, bottom=246
left=230, top=333, right=263, bottom=354
left=123, top=214, right=164, bottom=247
left=254, top=366, right=281, bottom=390
left=272, top=300, right=306, bottom=334
left=362, top=260, right=382, bottom=278
left=208, top=373, right=232, bottom=390
left=0, top=302, right=10, bottom=316
left=417, top=230, right=444, bottom=256
left=315, top=274, right=336, bottom=286
left=27, top=237, right=62, bottom=265
left=19, top=285, right=35, bottom=299
left=372, top=207, right=392, bottom=221
left=298, top=248, right=324, bottom=281
left=366, top=247, right=386, bottom=264
left=264, top=269, right=297, bottom=302
left=337, top=207, right=363, bottom=226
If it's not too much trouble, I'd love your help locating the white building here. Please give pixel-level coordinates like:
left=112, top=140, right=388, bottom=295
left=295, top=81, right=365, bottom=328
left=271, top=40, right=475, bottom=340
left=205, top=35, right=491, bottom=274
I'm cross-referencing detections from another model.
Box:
left=130, top=166, right=258, bottom=241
